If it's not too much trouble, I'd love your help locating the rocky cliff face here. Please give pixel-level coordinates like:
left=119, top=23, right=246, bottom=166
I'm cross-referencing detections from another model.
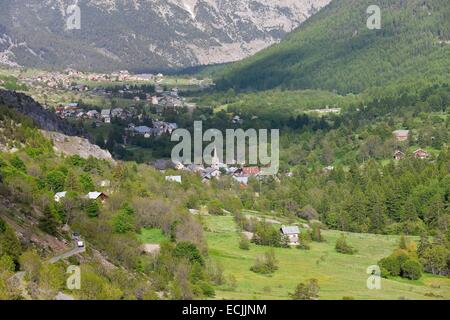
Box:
left=0, top=89, right=81, bottom=136
left=0, top=0, right=330, bottom=71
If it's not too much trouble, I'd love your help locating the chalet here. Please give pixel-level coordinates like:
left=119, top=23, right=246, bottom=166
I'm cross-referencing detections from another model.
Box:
left=165, top=176, right=182, bottom=183
left=111, top=108, right=123, bottom=117
left=413, top=149, right=430, bottom=159
left=151, top=96, right=159, bottom=105
left=280, top=226, right=300, bottom=246
left=99, top=180, right=111, bottom=188
left=393, top=130, right=410, bottom=142
left=393, top=150, right=405, bottom=160
left=323, top=166, right=334, bottom=173
left=242, top=167, right=260, bottom=176
left=86, top=110, right=99, bottom=119
left=185, top=164, right=205, bottom=173
left=86, top=192, right=108, bottom=203
left=134, top=126, right=153, bottom=136
left=201, top=167, right=220, bottom=180
left=152, top=121, right=178, bottom=135
left=152, top=159, right=177, bottom=171
left=64, top=103, right=79, bottom=110
left=232, top=176, right=248, bottom=186
left=101, top=109, right=111, bottom=123
left=54, top=191, right=67, bottom=202
left=232, top=115, right=243, bottom=125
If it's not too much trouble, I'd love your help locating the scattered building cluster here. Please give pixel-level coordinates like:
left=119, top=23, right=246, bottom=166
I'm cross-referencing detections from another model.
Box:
left=127, top=120, right=178, bottom=138
left=155, top=148, right=262, bottom=186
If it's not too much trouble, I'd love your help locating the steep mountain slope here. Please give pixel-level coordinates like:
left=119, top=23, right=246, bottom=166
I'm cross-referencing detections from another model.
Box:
left=0, top=0, right=330, bottom=72
left=214, top=0, right=450, bottom=94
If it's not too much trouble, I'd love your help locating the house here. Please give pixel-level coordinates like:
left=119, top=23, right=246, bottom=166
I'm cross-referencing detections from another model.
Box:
left=185, top=164, right=205, bottom=173
left=101, top=109, right=111, bottom=119
left=134, top=126, right=153, bottom=136
left=86, top=110, right=99, bottom=119
left=322, top=166, right=334, bottom=173
left=201, top=167, right=221, bottom=182
left=64, top=103, right=79, bottom=110
left=393, top=150, right=405, bottom=160
left=280, top=226, right=300, bottom=245
left=165, top=176, right=182, bottom=183
left=101, top=109, right=111, bottom=123
left=242, top=167, right=260, bottom=176
left=99, top=180, right=111, bottom=187
left=413, top=149, right=430, bottom=159
left=54, top=191, right=67, bottom=202
left=86, top=192, right=108, bottom=203
left=232, top=115, right=243, bottom=125
left=232, top=176, right=248, bottom=186
left=393, top=130, right=410, bottom=142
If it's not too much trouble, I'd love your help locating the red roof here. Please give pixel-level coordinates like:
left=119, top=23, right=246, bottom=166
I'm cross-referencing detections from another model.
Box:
left=242, top=167, right=260, bottom=175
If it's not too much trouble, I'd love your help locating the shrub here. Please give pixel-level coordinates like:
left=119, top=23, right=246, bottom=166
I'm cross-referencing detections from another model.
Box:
left=401, top=259, right=422, bottom=280
left=239, top=235, right=250, bottom=250
left=198, top=281, right=215, bottom=298
left=85, top=200, right=100, bottom=218
left=289, top=279, right=319, bottom=300
left=297, top=232, right=311, bottom=250
left=335, top=234, right=357, bottom=254
left=38, top=206, right=58, bottom=236
left=250, top=249, right=278, bottom=274
left=378, top=255, right=401, bottom=277
left=46, top=170, right=66, bottom=193
left=10, top=155, right=26, bottom=172
left=309, top=223, right=325, bottom=242
left=173, top=242, right=204, bottom=266
left=208, top=199, right=224, bottom=215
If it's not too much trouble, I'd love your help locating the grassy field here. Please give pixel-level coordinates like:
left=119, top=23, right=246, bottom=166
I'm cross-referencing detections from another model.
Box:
left=139, top=228, right=168, bottom=243
left=204, top=214, right=450, bottom=300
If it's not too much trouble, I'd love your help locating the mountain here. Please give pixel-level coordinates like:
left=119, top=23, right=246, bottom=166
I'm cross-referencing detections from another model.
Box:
left=214, top=0, right=450, bottom=94
left=0, top=0, right=330, bottom=72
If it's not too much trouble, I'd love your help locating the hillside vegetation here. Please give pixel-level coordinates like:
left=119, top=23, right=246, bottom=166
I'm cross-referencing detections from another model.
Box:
left=214, top=0, right=450, bottom=94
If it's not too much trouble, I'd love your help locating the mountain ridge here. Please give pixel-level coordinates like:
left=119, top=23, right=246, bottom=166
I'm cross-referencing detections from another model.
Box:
left=0, top=0, right=331, bottom=72
left=214, top=0, right=450, bottom=94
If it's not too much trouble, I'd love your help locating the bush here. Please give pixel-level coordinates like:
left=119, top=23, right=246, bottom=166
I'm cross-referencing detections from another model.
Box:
left=289, top=279, right=319, bottom=300
left=85, top=200, right=100, bottom=218
left=297, top=232, right=311, bottom=250
left=208, top=199, right=224, bottom=215
left=173, top=242, right=204, bottom=266
left=38, top=206, right=58, bottom=236
left=198, top=281, right=215, bottom=298
left=335, top=234, right=357, bottom=254
left=378, top=255, right=401, bottom=277
left=401, top=259, right=422, bottom=280
left=309, top=223, right=325, bottom=242
left=239, top=235, right=250, bottom=250
left=10, top=155, right=26, bottom=172
left=46, top=170, right=66, bottom=193
left=250, top=249, right=278, bottom=274
left=378, top=250, right=423, bottom=280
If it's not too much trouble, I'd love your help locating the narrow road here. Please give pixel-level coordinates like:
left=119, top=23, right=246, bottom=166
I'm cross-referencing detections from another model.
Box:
left=48, top=245, right=86, bottom=264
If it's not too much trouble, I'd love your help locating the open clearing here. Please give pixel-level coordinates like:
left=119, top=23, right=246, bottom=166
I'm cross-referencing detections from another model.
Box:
left=204, top=214, right=450, bottom=300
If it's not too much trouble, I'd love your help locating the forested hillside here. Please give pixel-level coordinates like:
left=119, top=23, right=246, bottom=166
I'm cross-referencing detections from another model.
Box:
left=214, top=0, right=450, bottom=94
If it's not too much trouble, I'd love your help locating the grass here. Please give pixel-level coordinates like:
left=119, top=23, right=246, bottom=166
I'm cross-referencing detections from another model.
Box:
left=204, top=214, right=450, bottom=300
left=138, top=228, right=167, bottom=244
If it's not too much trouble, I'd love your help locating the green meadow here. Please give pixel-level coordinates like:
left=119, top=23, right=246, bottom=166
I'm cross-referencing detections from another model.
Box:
left=204, top=215, right=450, bottom=300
